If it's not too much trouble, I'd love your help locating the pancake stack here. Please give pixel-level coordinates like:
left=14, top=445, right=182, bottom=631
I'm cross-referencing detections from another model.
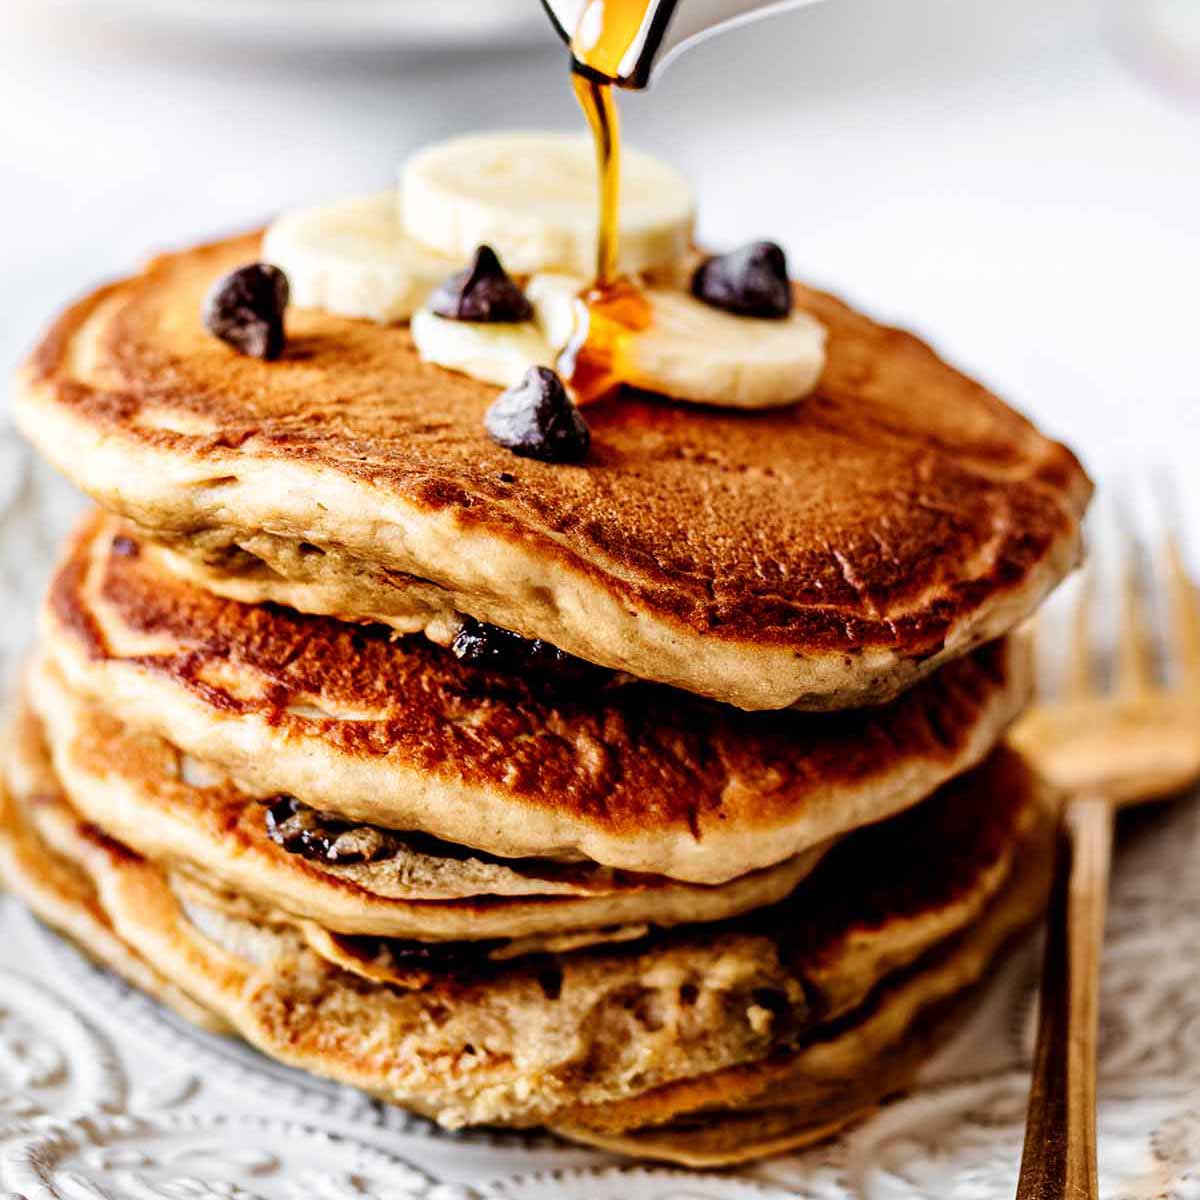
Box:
left=2, top=212, right=1090, bottom=1165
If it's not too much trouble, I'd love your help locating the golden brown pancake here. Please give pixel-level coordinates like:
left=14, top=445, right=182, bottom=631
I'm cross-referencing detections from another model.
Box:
left=0, top=715, right=225, bottom=1033
left=42, top=511, right=1031, bottom=883
left=0, top=730, right=1051, bottom=1144
left=551, top=891, right=1041, bottom=1166
left=24, top=663, right=827, bottom=941
left=14, top=232, right=1089, bottom=710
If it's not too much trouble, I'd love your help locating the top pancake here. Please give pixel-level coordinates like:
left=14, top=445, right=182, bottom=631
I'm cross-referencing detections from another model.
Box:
left=15, top=233, right=1089, bottom=710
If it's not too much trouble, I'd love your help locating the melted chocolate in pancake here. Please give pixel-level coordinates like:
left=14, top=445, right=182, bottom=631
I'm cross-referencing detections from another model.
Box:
left=260, top=793, right=645, bottom=887
left=265, top=795, right=402, bottom=865
left=315, top=747, right=1033, bottom=997
left=28, top=656, right=832, bottom=941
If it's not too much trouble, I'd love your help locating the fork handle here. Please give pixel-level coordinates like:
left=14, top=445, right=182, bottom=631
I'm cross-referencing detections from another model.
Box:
left=1015, top=794, right=1113, bottom=1200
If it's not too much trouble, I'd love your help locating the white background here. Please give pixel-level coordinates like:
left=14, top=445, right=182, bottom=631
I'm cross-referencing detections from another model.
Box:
left=1, top=0, right=1198, bottom=515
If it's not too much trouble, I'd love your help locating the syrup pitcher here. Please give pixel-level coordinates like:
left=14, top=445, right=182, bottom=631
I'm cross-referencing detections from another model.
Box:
left=541, top=0, right=825, bottom=87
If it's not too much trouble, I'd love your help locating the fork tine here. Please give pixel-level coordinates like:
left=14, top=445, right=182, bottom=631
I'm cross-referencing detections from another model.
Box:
left=1151, top=472, right=1200, bottom=694
left=1064, top=564, right=1098, bottom=701
left=1164, top=533, right=1200, bottom=693
left=1115, top=516, right=1156, bottom=697
left=1028, top=608, right=1054, bottom=700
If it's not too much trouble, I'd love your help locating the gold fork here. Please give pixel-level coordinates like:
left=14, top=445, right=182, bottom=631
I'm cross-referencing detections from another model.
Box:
left=1008, top=504, right=1200, bottom=1199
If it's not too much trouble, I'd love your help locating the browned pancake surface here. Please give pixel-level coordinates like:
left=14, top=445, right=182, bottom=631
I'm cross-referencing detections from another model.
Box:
left=264, top=747, right=1033, bottom=996
left=19, top=233, right=1089, bottom=709
left=3, top=705, right=1045, bottom=1132
left=44, top=512, right=1030, bottom=879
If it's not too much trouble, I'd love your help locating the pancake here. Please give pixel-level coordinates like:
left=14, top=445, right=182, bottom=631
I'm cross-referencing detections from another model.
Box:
left=0, top=711, right=225, bottom=1033
left=1, top=724, right=1048, bottom=1132
left=552, top=830, right=1049, bottom=1164
left=164, top=870, right=661, bottom=983
left=23, top=664, right=827, bottom=941
left=40, top=511, right=1032, bottom=884
left=14, top=232, right=1089, bottom=711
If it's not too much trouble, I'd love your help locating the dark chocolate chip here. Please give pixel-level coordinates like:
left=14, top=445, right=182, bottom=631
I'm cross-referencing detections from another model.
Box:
left=429, top=245, right=533, bottom=323
left=537, top=967, right=564, bottom=1001
left=111, top=535, right=139, bottom=558
left=485, top=366, right=589, bottom=464
left=264, top=795, right=401, bottom=865
left=691, top=241, right=792, bottom=319
left=344, top=933, right=501, bottom=977
left=751, top=987, right=792, bottom=1018
left=450, top=616, right=612, bottom=690
left=203, top=262, right=289, bottom=359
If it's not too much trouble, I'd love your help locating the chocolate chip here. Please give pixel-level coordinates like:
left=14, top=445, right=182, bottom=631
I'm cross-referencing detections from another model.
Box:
left=203, top=263, right=289, bottom=359
left=429, top=245, right=532, bottom=323
left=345, top=934, right=501, bottom=977
left=538, top=967, right=564, bottom=1001
left=751, top=987, right=792, bottom=1018
left=264, top=795, right=402, bottom=865
left=111, top=535, right=139, bottom=558
left=451, top=616, right=612, bottom=690
left=485, top=367, right=589, bottom=464
left=691, top=241, right=792, bottom=319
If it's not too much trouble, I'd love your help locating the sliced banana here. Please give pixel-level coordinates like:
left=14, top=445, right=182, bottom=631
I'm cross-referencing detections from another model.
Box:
left=401, top=131, right=694, bottom=277
left=527, top=272, right=588, bottom=352
left=531, top=276, right=827, bottom=410
left=618, top=289, right=826, bottom=409
left=410, top=309, right=554, bottom=389
left=262, top=193, right=457, bottom=324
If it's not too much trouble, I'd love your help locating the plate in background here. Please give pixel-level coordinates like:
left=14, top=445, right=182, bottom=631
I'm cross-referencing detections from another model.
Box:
left=41, top=0, right=550, bottom=56
left=1104, top=0, right=1200, bottom=104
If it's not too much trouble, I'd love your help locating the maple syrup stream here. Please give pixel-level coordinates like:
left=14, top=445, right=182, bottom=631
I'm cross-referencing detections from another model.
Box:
left=564, top=1, right=656, bottom=403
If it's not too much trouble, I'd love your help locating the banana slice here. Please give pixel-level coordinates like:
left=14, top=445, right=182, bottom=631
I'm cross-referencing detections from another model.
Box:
left=410, top=309, right=555, bottom=388
left=531, top=276, right=827, bottom=410
left=401, top=131, right=694, bottom=277
left=527, top=272, right=588, bottom=352
left=619, top=289, right=826, bottom=409
left=262, top=193, right=457, bottom=324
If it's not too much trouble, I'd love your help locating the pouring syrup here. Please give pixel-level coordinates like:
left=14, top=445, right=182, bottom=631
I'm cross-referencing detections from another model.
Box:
left=561, top=1, right=656, bottom=404
left=545, top=0, right=822, bottom=401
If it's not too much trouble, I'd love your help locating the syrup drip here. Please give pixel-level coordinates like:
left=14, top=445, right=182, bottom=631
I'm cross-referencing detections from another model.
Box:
left=572, top=72, right=621, bottom=291
left=566, top=0, right=657, bottom=404
left=561, top=278, right=652, bottom=404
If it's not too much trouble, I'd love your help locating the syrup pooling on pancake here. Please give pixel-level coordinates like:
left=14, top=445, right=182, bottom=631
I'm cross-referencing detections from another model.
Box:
left=568, top=0, right=670, bottom=379
left=398, top=124, right=823, bottom=411
left=41, top=512, right=1034, bottom=884
left=564, top=6, right=817, bottom=409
